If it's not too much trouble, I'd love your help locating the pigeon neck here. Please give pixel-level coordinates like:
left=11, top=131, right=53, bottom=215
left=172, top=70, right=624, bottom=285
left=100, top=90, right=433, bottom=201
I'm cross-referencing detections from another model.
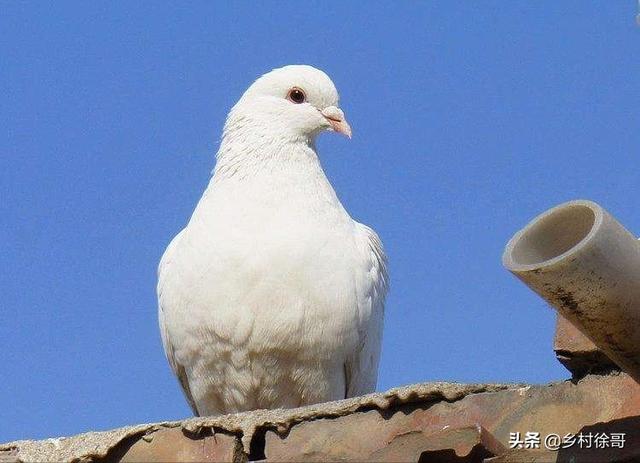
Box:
left=213, top=120, right=322, bottom=181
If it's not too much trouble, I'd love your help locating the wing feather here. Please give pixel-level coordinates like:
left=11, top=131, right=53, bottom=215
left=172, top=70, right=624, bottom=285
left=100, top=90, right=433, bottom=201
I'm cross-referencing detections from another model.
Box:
left=157, top=229, right=200, bottom=415
left=345, top=224, right=388, bottom=397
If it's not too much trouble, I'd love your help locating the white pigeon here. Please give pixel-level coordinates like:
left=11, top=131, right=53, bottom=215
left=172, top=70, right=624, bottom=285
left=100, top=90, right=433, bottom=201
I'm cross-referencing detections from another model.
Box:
left=157, top=65, right=388, bottom=416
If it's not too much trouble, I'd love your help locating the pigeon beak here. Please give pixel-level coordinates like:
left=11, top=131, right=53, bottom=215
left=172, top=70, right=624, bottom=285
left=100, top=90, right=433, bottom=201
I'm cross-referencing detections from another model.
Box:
left=321, top=106, right=352, bottom=139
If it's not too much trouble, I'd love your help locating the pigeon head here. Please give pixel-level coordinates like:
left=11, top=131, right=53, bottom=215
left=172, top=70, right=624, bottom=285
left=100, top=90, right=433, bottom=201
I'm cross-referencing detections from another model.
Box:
left=228, top=65, right=351, bottom=141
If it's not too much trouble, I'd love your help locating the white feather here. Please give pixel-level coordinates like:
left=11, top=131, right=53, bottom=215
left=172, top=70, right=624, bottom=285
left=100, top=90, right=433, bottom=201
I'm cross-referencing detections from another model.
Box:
left=158, top=65, right=388, bottom=415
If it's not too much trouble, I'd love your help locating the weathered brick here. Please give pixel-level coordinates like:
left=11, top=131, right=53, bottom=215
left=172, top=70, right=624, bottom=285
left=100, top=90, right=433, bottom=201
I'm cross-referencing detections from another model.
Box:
left=264, top=374, right=640, bottom=462
left=553, top=314, right=618, bottom=378
left=119, top=427, right=242, bottom=463
left=3, top=375, right=640, bottom=462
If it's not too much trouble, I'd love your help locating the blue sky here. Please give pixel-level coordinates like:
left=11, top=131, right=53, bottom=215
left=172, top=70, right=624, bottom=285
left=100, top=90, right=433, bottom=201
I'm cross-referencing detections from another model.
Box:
left=2, top=2, right=639, bottom=443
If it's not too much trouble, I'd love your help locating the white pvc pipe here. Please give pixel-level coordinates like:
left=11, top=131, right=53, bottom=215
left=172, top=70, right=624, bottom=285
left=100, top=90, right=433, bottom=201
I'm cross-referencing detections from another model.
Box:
left=502, top=200, right=640, bottom=383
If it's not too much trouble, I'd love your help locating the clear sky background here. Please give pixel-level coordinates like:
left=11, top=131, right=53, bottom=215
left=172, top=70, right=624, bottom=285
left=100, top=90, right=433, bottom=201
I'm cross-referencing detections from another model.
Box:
left=2, top=1, right=639, bottom=443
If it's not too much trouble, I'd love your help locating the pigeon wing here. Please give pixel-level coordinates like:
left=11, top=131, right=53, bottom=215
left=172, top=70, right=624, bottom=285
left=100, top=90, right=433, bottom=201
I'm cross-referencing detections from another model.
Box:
left=344, top=224, right=388, bottom=397
left=157, top=230, right=200, bottom=415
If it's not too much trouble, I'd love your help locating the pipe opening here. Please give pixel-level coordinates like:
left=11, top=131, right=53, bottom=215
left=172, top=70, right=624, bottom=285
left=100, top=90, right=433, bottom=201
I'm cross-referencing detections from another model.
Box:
left=509, top=204, right=596, bottom=266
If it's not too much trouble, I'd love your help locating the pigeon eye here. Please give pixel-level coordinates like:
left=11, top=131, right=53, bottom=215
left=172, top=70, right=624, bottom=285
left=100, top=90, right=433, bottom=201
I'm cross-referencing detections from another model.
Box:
left=287, top=87, right=306, bottom=104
